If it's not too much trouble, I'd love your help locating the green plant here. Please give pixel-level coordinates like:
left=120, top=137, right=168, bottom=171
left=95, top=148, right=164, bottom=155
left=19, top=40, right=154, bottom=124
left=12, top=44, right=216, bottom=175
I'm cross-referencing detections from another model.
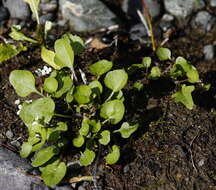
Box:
left=9, top=34, right=139, bottom=186
left=130, top=47, right=205, bottom=110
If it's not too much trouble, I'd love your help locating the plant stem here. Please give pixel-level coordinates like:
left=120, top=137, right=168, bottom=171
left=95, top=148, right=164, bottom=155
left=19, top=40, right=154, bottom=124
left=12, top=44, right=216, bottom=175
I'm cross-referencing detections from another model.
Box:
left=105, top=91, right=115, bottom=102
left=54, top=113, right=71, bottom=119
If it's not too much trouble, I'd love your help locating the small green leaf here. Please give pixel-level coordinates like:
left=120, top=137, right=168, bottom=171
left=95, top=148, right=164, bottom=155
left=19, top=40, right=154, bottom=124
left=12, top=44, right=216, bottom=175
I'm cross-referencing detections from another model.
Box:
left=20, top=97, right=55, bottom=125
left=54, top=38, right=74, bottom=69
left=9, top=70, right=38, bottom=97
left=64, top=33, right=85, bottom=55
left=186, top=68, right=199, bottom=83
left=148, top=66, right=161, bottom=80
left=54, top=75, right=73, bottom=98
left=47, top=122, right=68, bottom=142
left=28, top=123, right=47, bottom=151
left=99, top=130, right=110, bottom=145
left=105, top=145, right=120, bottom=164
left=172, top=85, right=195, bottom=110
left=156, top=47, right=171, bottom=61
left=100, top=100, right=125, bottom=124
left=41, top=47, right=61, bottom=70
left=9, top=26, right=38, bottom=43
left=32, top=145, right=59, bottom=167
left=79, top=118, right=90, bottom=136
left=0, top=43, right=27, bottom=62
left=89, top=80, right=103, bottom=97
left=20, top=142, right=32, bottom=158
left=104, top=70, right=128, bottom=92
left=133, top=82, right=143, bottom=91
left=23, top=0, right=40, bottom=24
left=41, top=159, right=67, bottom=186
left=89, top=120, right=101, bottom=133
left=44, top=77, right=58, bottom=93
left=74, top=85, right=92, bottom=104
left=89, top=60, right=113, bottom=77
left=72, top=135, right=85, bottom=147
left=80, top=149, right=96, bottom=166
left=142, top=57, right=151, bottom=68
left=114, top=122, right=139, bottom=138
left=65, top=88, right=74, bottom=103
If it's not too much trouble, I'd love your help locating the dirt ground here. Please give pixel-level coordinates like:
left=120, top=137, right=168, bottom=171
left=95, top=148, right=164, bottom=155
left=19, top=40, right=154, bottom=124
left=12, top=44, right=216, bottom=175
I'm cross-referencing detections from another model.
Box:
left=1, top=15, right=216, bottom=190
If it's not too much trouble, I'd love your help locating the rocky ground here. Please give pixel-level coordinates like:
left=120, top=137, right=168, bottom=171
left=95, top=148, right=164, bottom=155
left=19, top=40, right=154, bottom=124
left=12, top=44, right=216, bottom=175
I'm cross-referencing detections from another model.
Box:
left=0, top=0, right=216, bottom=190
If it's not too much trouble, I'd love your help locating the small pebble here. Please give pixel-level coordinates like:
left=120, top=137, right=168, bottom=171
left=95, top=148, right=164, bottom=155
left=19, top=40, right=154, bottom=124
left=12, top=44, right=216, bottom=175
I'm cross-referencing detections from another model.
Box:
left=203, top=45, right=214, bottom=60
left=198, top=159, right=205, bottom=167
left=5, top=130, right=14, bottom=139
left=123, top=164, right=130, bottom=173
left=14, top=99, right=20, bottom=105
left=55, top=185, right=73, bottom=190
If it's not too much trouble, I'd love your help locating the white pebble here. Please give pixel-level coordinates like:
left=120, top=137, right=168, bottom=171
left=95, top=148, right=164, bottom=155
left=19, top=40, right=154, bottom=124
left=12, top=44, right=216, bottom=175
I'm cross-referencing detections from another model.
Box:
left=14, top=99, right=20, bottom=105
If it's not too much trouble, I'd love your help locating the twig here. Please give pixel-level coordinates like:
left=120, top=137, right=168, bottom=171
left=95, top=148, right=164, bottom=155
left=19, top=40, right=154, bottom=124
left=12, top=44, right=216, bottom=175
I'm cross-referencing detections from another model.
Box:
left=189, top=132, right=200, bottom=173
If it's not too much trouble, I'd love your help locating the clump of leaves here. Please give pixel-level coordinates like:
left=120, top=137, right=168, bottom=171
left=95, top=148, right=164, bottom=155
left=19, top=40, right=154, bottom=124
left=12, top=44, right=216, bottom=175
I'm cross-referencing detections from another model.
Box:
left=9, top=34, right=139, bottom=186
left=130, top=47, right=204, bottom=109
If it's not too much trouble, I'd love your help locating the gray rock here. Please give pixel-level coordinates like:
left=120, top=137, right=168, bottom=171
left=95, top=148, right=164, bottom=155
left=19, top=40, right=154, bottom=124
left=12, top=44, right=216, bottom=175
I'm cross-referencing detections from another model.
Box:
left=164, top=0, right=205, bottom=19
left=55, top=185, right=73, bottom=190
left=40, top=0, right=57, bottom=13
left=191, top=11, right=215, bottom=32
left=0, top=6, right=9, bottom=21
left=0, top=147, right=48, bottom=190
left=203, top=45, right=215, bottom=60
left=2, top=0, right=30, bottom=20
left=59, top=0, right=119, bottom=32
left=78, top=186, right=86, bottom=190
left=210, top=0, right=216, bottom=7
left=39, top=13, right=55, bottom=24
left=159, top=14, right=174, bottom=31
left=122, top=0, right=161, bottom=20
left=5, top=130, right=13, bottom=139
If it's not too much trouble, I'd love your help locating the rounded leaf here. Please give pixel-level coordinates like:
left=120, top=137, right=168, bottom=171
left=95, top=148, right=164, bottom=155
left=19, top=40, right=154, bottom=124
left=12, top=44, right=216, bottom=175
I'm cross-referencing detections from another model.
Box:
left=156, top=47, right=171, bottom=61
left=9, top=70, right=37, bottom=97
left=100, top=100, right=125, bottom=124
left=44, top=77, right=58, bottom=93
left=99, top=130, right=110, bottom=145
left=105, top=145, right=120, bottom=164
left=41, top=160, right=67, bottom=186
left=20, top=142, right=32, bottom=158
left=89, top=60, right=113, bottom=77
left=114, top=122, right=139, bottom=138
left=186, top=68, right=199, bottom=83
left=73, top=135, right=85, bottom=148
left=32, top=145, right=59, bottom=167
left=74, top=85, right=92, bottom=104
left=104, top=70, right=128, bottom=92
left=89, top=80, right=103, bottom=96
left=80, top=149, right=96, bottom=166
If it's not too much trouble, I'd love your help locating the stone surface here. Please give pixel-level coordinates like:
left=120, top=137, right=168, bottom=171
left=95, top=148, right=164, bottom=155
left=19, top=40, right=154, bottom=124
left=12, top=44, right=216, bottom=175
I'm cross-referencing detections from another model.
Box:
left=210, top=0, right=216, bottom=7
left=55, top=185, right=73, bottom=190
left=0, top=6, right=9, bottom=21
left=59, top=0, right=119, bottom=32
left=39, top=13, right=55, bottom=24
left=164, top=0, right=205, bottom=19
left=191, top=11, right=215, bottom=32
left=122, top=0, right=161, bottom=20
left=0, top=147, right=48, bottom=190
left=203, top=45, right=215, bottom=60
left=2, top=0, right=30, bottom=20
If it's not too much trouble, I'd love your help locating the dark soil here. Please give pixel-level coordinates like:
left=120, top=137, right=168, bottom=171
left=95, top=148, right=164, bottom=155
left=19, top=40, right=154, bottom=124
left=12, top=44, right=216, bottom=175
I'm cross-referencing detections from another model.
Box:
left=1, top=17, right=216, bottom=190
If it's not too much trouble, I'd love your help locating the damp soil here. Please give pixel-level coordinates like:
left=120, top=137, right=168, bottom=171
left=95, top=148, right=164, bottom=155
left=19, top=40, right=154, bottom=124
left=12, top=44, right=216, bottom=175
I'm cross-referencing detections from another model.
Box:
left=1, top=20, right=216, bottom=190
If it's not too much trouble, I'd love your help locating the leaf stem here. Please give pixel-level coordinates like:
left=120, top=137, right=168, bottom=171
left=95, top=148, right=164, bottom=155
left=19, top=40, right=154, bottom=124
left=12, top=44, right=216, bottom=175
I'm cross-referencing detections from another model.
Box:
left=54, top=113, right=71, bottom=119
left=105, top=91, right=115, bottom=102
